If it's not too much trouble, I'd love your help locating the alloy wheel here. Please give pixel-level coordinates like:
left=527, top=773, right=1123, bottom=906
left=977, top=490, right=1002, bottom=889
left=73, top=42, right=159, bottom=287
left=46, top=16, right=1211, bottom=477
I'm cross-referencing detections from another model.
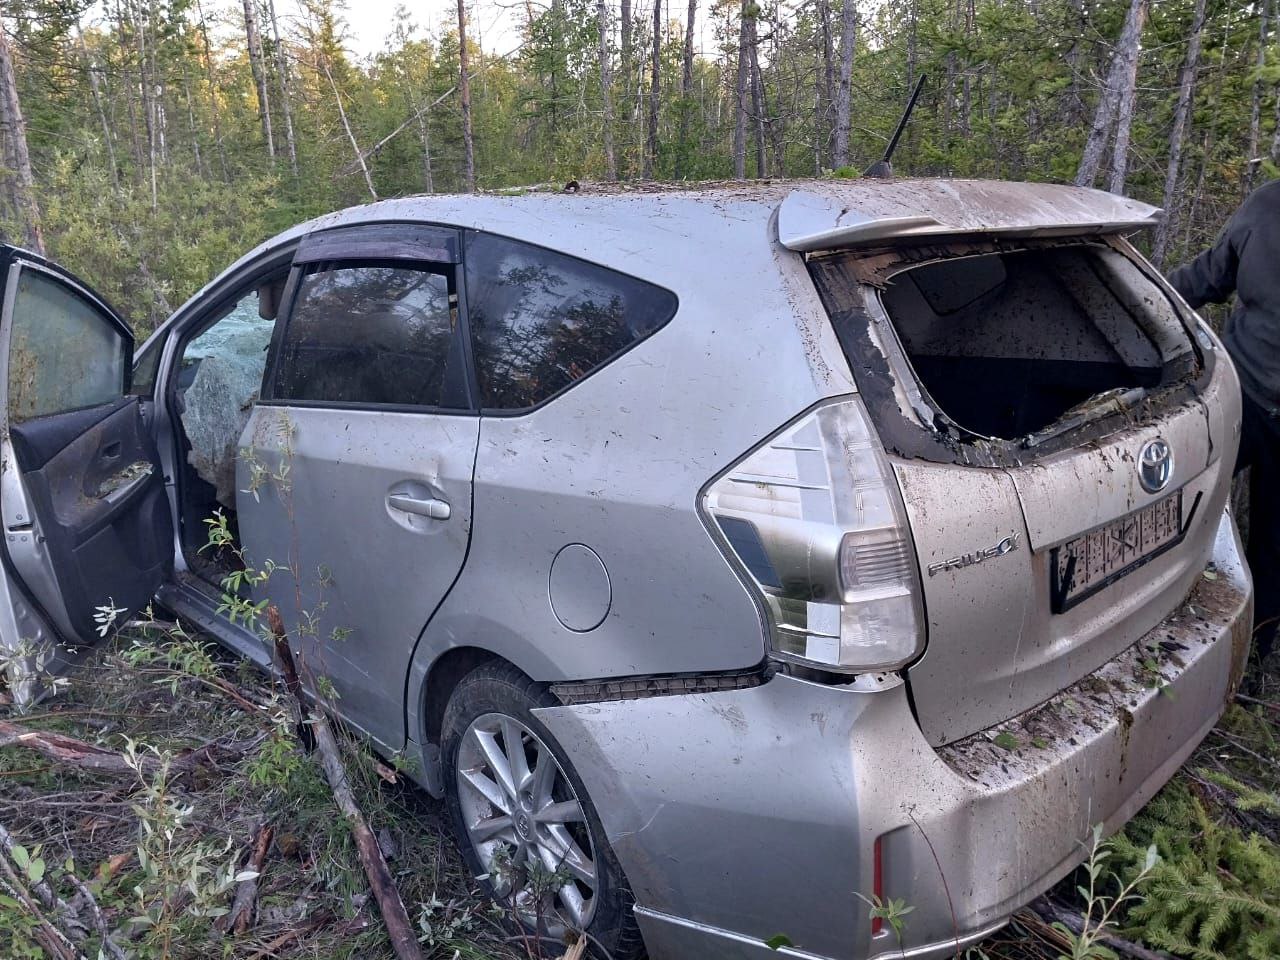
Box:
left=455, top=712, right=598, bottom=936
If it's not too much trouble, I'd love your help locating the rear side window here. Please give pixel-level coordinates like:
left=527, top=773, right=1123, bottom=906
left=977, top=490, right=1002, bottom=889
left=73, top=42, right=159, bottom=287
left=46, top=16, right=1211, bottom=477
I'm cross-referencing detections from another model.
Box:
left=464, top=232, right=678, bottom=410
left=7, top=269, right=127, bottom=422
left=273, top=263, right=466, bottom=408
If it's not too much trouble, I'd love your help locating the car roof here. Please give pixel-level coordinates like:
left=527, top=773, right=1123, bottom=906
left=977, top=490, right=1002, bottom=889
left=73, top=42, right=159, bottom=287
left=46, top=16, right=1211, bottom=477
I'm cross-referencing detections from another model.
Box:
left=184, top=177, right=1160, bottom=320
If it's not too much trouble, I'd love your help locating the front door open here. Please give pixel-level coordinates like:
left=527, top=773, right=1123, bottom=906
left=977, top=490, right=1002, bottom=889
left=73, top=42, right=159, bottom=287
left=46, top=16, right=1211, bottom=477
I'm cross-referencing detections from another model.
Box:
left=0, top=249, right=172, bottom=699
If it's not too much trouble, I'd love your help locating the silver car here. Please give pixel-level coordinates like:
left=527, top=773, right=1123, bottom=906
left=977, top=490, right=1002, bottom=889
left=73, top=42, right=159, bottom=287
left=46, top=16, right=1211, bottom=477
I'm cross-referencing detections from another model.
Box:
left=0, top=179, right=1252, bottom=959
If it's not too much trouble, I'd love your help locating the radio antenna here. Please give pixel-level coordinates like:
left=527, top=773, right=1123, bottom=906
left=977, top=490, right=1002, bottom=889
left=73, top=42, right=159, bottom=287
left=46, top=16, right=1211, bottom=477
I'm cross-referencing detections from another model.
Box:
left=864, top=74, right=927, bottom=179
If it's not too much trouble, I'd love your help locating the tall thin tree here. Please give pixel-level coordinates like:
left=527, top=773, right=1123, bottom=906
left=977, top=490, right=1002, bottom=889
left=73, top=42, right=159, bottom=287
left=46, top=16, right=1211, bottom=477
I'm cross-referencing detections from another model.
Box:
left=242, top=0, right=276, bottom=158
left=1244, top=0, right=1273, bottom=193
left=195, top=0, right=230, bottom=179
left=599, top=0, right=617, bottom=180
left=833, top=0, right=856, bottom=168
left=1107, top=0, right=1149, bottom=194
left=0, top=21, right=42, bottom=253
left=457, top=0, right=476, bottom=191
left=732, top=0, right=751, bottom=177
left=644, top=0, right=661, bottom=178
left=1152, top=0, right=1208, bottom=266
left=1075, top=0, right=1147, bottom=188
left=267, top=0, right=299, bottom=176
left=677, top=0, right=696, bottom=176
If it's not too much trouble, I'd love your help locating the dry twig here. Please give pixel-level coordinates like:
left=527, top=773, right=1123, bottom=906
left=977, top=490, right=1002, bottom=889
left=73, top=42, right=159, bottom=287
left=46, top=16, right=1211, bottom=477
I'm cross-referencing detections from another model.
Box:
left=266, top=605, right=423, bottom=960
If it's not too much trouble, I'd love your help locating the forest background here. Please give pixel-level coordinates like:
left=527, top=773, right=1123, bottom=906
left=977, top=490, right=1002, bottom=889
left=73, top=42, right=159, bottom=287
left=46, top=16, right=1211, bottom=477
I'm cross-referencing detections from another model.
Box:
left=0, top=0, right=1276, bottom=334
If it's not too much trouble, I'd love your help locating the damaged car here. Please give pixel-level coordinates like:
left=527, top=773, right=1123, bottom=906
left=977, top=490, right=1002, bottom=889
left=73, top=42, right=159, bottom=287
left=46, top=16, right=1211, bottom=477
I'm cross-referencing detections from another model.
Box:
left=0, top=178, right=1253, bottom=959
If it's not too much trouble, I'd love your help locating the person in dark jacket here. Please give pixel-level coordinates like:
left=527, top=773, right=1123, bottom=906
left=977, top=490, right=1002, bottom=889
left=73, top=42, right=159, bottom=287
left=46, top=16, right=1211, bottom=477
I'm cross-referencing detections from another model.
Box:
left=1170, top=178, right=1280, bottom=662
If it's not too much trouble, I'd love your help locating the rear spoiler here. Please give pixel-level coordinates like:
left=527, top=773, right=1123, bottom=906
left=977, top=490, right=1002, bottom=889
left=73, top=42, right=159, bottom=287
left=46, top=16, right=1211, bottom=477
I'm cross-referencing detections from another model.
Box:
left=776, top=182, right=1162, bottom=253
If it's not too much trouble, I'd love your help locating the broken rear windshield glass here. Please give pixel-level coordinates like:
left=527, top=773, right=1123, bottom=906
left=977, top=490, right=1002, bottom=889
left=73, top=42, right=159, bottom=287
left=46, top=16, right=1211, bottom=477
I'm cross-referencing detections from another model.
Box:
left=809, top=242, right=1197, bottom=442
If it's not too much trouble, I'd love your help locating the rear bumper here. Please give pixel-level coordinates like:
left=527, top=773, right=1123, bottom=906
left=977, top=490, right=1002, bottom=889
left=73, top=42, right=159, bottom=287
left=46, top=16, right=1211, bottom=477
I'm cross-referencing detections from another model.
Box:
left=533, top=509, right=1252, bottom=960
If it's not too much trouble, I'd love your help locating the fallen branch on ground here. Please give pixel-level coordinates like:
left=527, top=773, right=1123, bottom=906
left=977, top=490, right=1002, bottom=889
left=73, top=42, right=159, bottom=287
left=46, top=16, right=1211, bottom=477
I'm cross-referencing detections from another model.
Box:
left=217, top=820, right=273, bottom=936
left=0, top=719, right=252, bottom=777
left=0, top=844, right=85, bottom=960
left=0, top=818, right=129, bottom=957
left=267, top=605, right=423, bottom=960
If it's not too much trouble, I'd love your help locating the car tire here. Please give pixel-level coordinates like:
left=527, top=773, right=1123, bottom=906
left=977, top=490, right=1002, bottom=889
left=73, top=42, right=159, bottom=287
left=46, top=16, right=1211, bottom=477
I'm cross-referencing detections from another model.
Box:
left=442, top=661, right=645, bottom=959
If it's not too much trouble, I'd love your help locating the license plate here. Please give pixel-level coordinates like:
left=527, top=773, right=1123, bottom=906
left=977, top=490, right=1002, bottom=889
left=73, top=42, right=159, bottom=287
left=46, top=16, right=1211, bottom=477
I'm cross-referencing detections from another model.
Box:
left=1050, top=491, right=1184, bottom=612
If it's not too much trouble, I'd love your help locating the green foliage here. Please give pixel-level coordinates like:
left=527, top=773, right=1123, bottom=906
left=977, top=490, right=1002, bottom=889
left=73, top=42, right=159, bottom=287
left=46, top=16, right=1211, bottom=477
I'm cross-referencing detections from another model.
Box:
left=3, top=0, right=1274, bottom=324
left=1110, top=780, right=1280, bottom=960
left=1054, top=823, right=1160, bottom=960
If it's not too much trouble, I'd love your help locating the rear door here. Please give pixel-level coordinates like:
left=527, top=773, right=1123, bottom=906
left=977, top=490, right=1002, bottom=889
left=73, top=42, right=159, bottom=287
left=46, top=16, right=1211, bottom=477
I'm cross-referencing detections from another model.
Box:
left=0, top=251, right=172, bottom=697
left=237, top=224, right=478, bottom=753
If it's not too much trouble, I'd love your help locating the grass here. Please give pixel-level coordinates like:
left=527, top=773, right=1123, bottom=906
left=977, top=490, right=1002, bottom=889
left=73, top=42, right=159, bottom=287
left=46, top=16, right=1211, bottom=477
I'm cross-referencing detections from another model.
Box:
left=0, top=623, right=1276, bottom=959
left=0, top=626, right=529, bottom=960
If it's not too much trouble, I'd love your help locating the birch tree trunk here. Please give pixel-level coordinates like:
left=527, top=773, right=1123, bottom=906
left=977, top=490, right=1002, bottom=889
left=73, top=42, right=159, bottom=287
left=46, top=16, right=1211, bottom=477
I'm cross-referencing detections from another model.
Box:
left=322, top=60, right=376, bottom=199
left=833, top=0, right=856, bottom=168
left=1152, top=0, right=1207, bottom=267
left=599, top=0, right=617, bottom=180
left=241, top=0, right=276, bottom=158
left=0, top=22, right=42, bottom=253
left=732, top=0, right=750, bottom=177
left=644, top=0, right=661, bottom=178
left=1244, top=0, right=1272, bottom=194
left=1107, top=0, right=1149, bottom=195
left=1074, top=0, right=1146, bottom=188
left=457, top=0, right=476, bottom=191
left=267, top=0, right=299, bottom=176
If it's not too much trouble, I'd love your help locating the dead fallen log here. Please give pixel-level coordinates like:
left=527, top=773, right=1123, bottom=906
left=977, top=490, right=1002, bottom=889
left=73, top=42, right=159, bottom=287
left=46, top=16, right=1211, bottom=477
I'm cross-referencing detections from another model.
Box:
left=0, top=721, right=244, bottom=783
left=0, top=720, right=158, bottom=775
left=267, top=606, right=422, bottom=960
left=0, top=719, right=252, bottom=778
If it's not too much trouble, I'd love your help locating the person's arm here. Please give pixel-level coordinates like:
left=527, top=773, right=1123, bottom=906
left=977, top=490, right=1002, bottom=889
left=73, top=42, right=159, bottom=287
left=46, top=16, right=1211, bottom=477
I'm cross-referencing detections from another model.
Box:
left=1168, top=209, right=1248, bottom=308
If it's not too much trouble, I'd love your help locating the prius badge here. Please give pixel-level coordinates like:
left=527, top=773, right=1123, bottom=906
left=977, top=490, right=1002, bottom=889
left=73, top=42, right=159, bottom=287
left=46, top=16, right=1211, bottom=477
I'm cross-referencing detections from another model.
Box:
left=927, top=533, right=1020, bottom=577
left=1138, top=438, right=1174, bottom=493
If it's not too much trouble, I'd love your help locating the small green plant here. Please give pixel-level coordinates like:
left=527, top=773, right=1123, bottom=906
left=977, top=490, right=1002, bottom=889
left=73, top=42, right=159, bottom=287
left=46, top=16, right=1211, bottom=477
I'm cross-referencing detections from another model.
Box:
left=1053, top=823, right=1160, bottom=960
left=416, top=894, right=479, bottom=948
left=122, top=738, right=259, bottom=952
left=855, top=891, right=915, bottom=952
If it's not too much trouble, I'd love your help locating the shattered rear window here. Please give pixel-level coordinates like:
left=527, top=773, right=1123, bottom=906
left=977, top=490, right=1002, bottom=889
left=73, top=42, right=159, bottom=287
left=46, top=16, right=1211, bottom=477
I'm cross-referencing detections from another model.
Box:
left=809, top=241, right=1198, bottom=443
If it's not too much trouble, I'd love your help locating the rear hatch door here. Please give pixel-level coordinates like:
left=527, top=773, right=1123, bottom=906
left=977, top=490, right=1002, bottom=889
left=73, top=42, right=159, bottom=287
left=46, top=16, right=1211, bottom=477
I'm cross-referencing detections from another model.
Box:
left=806, top=235, right=1235, bottom=745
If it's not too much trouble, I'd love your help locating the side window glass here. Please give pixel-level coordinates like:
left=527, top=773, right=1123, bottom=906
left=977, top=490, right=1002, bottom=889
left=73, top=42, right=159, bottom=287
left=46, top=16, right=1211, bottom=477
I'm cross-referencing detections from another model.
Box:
left=130, top=332, right=165, bottom=397
left=273, top=263, right=463, bottom=408
left=464, top=232, right=678, bottom=409
left=7, top=269, right=127, bottom=423
left=178, top=272, right=286, bottom=508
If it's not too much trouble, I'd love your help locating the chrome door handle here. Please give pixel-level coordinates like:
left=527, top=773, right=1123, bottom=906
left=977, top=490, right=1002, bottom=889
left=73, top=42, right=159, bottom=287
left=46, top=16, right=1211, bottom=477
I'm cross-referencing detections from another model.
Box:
left=387, top=493, right=451, bottom=520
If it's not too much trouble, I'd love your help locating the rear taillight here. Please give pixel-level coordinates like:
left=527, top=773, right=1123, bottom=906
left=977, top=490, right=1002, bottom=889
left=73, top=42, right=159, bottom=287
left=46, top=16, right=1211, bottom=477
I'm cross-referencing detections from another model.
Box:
left=702, top=396, right=925, bottom=672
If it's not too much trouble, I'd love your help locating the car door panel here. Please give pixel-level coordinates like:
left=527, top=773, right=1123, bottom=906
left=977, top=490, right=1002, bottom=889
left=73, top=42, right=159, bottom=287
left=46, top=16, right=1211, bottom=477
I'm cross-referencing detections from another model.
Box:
left=0, top=254, right=171, bottom=691
left=238, top=405, right=477, bottom=751
left=8, top=397, right=171, bottom=640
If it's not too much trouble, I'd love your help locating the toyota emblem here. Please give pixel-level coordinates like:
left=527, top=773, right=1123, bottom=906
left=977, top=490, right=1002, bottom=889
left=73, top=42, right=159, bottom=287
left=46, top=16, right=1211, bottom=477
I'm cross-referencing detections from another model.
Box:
left=1138, top=438, right=1173, bottom=493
